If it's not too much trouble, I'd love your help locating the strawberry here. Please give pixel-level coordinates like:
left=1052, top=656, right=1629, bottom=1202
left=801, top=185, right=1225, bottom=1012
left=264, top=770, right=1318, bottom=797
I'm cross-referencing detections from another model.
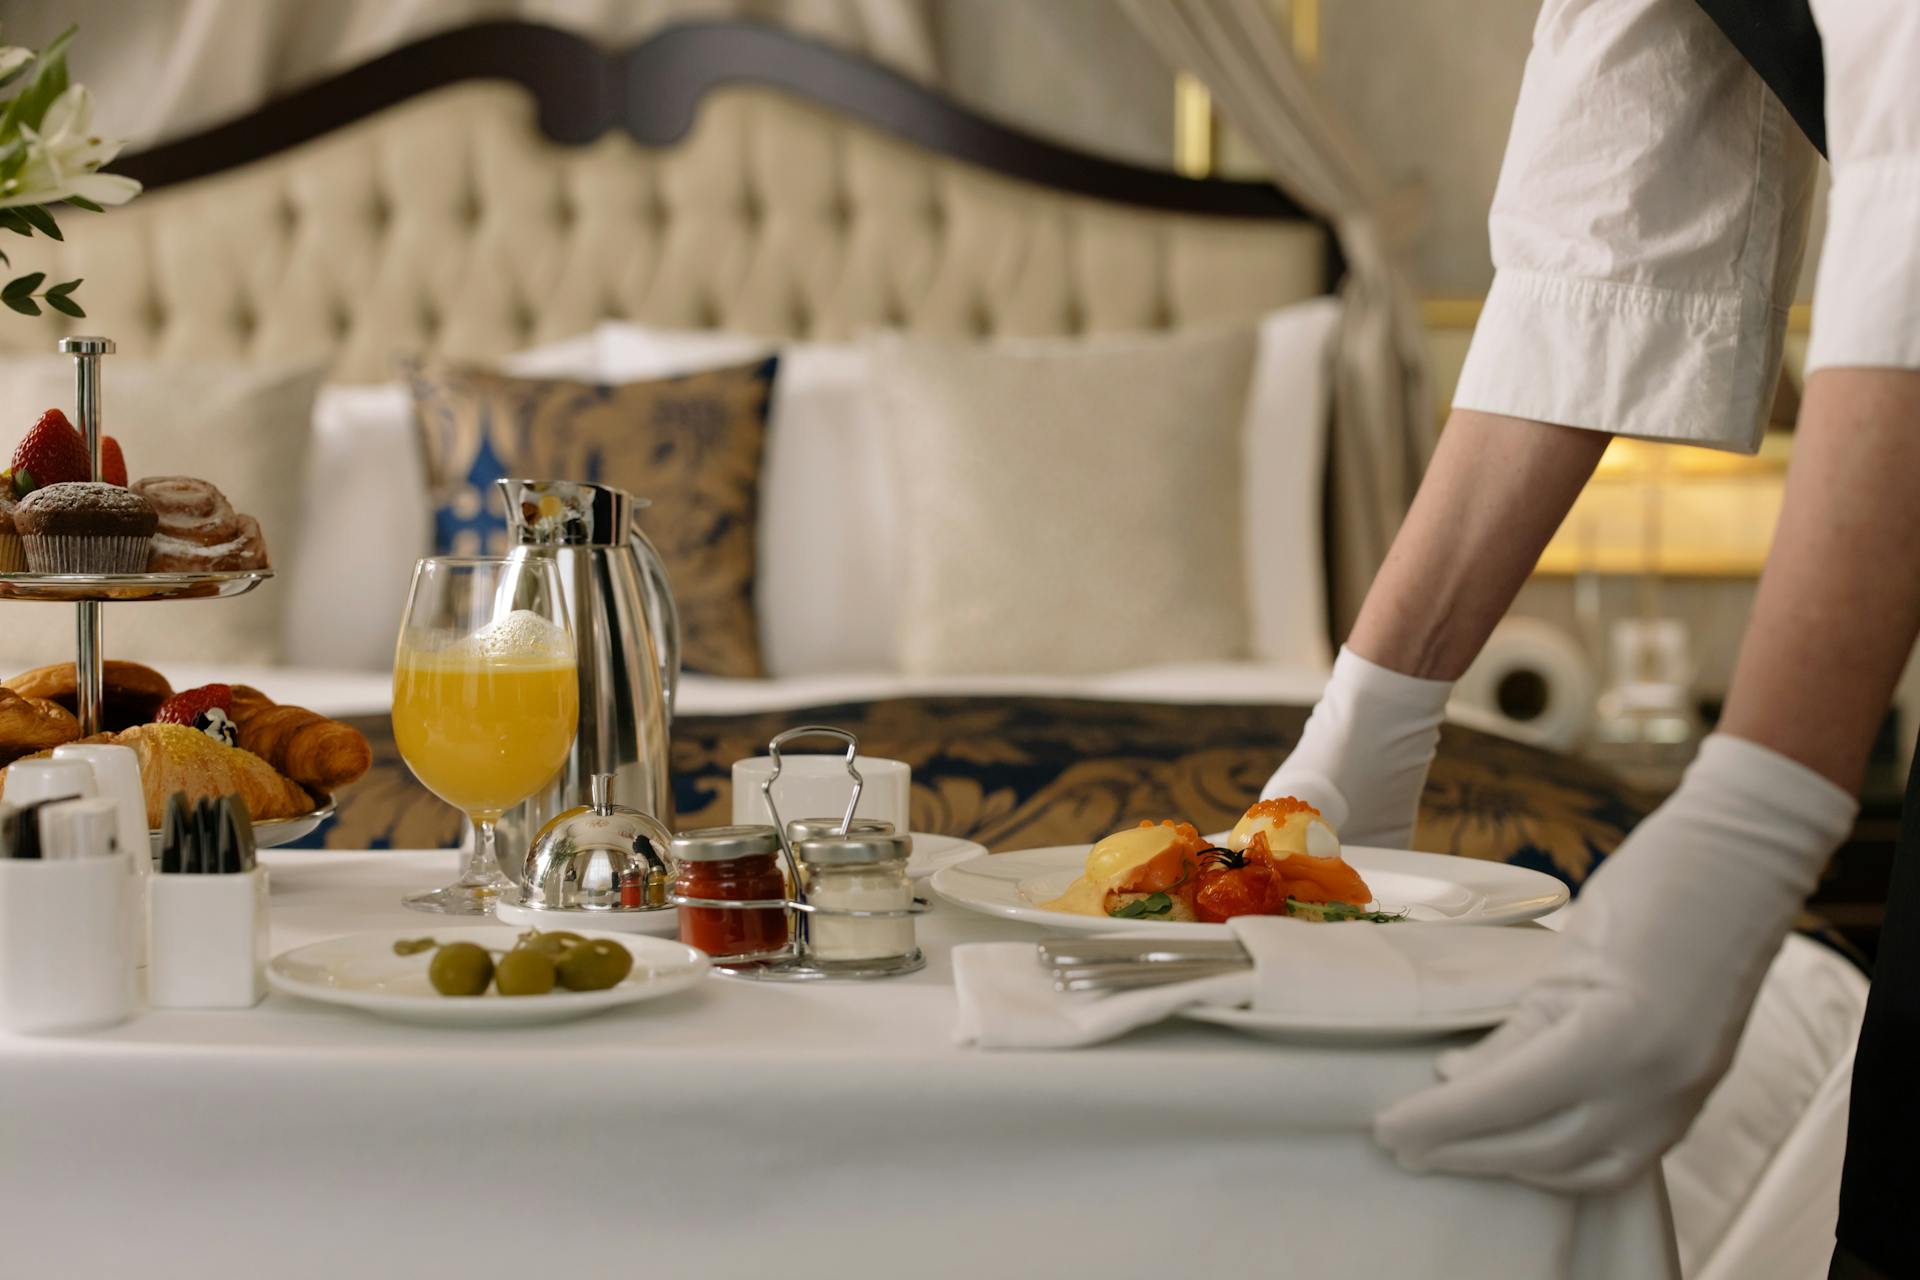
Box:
left=100, top=436, right=127, bottom=487
left=9, top=408, right=91, bottom=495
left=156, top=684, right=235, bottom=729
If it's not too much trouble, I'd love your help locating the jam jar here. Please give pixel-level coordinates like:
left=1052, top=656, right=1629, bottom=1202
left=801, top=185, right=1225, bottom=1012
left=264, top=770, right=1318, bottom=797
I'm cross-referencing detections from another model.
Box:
left=669, top=825, right=791, bottom=962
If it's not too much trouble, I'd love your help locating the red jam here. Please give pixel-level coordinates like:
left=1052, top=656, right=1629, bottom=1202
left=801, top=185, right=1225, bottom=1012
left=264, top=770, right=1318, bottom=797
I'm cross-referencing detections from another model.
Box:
left=674, top=852, right=790, bottom=960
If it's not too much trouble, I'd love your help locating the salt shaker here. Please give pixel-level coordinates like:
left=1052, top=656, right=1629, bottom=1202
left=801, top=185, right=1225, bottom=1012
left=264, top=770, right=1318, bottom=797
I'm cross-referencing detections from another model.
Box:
left=792, top=830, right=922, bottom=973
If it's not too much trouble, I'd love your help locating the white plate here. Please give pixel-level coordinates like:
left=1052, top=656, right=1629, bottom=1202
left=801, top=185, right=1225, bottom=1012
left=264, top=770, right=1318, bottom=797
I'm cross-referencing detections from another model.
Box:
left=907, top=833, right=987, bottom=881
left=267, top=926, right=708, bottom=1027
left=929, top=844, right=1569, bottom=935
left=1179, top=1003, right=1510, bottom=1046
left=493, top=892, right=681, bottom=936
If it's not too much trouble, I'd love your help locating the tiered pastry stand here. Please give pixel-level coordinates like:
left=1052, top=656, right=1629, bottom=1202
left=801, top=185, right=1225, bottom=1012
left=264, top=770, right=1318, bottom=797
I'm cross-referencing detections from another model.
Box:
left=0, top=337, right=331, bottom=847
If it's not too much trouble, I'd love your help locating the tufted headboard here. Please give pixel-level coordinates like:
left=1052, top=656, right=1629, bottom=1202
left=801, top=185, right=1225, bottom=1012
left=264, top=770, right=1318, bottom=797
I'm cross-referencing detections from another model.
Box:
left=0, top=21, right=1334, bottom=384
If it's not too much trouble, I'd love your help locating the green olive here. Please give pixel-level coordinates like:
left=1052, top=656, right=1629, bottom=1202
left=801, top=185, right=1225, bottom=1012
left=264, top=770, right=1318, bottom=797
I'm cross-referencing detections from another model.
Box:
left=557, top=938, right=634, bottom=992
left=519, top=930, right=586, bottom=958
left=494, top=947, right=558, bottom=996
left=427, top=942, right=494, bottom=996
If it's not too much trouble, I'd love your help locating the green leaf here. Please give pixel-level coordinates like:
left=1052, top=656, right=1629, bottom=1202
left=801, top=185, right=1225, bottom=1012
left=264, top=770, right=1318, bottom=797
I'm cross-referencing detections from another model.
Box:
left=44, top=277, right=79, bottom=298
left=0, top=138, right=26, bottom=184
left=0, top=208, right=34, bottom=236
left=64, top=195, right=102, bottom=213
left=44, top=291, right=81, bottom=318
left=15, top=204, right=59, bottom=240
left=2, top=271, right=45, bottom=299
left=3, top=293, right=41, bottom=316
left=1109, top=892, right=1174, bottom=920
left=0, top=25, right=74, bottom=138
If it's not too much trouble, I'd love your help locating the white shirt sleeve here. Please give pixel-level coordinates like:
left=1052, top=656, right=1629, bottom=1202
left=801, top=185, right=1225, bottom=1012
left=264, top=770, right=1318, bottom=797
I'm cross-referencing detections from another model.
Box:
left=1805, top=0, right=1920, bottom=375
left=1454, top=0, right=1820, bottom=453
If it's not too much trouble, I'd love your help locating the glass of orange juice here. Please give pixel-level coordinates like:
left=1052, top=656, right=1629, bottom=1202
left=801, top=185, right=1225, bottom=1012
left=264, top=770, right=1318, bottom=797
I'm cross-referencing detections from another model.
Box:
left=392, top=555, right=579, bottom=914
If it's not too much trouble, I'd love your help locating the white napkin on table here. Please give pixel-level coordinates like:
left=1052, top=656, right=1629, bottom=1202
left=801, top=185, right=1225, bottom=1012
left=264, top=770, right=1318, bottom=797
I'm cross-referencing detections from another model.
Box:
left=953, top=917, right=1561, bottom=1049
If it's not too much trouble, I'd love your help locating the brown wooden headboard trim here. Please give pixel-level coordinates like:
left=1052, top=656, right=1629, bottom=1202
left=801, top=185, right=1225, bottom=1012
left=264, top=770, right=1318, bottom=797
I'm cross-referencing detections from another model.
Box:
left=114, top=20, right=1326, bottom=230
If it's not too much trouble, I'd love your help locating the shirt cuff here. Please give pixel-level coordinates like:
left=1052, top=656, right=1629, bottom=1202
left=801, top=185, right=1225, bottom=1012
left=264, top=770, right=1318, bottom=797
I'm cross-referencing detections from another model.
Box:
left=1807, top=158, right=1920, bottom=375
left=1452, top=269, right=1781, bottom=455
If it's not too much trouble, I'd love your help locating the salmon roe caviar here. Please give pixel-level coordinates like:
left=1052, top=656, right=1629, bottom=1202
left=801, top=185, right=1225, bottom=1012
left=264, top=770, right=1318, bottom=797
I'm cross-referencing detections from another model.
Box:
left=1241, top=796, right=1322, bottom=823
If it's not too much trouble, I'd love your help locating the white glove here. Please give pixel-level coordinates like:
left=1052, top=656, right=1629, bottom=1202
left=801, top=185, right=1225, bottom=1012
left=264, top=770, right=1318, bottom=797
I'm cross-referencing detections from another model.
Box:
left=1264, top=646, right=1451, bottom=848
left=1374, top=734, right=1856, bottom=1192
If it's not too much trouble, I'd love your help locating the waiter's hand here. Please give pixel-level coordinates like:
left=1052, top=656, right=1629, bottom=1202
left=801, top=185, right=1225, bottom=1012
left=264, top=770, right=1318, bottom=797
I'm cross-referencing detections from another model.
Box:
left=1375, top=735, right=1855, bottom=1191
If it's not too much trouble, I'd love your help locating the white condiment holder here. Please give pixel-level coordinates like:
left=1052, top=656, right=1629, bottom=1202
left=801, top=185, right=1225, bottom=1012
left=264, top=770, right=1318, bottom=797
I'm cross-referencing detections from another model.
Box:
left=148, top=867, right=269, bottom=1009
left=0, top=848, right=139, bottom=1034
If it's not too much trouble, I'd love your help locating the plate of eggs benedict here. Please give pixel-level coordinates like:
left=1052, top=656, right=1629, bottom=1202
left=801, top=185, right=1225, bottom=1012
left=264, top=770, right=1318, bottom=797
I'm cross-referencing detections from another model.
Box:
left=928, top=798, right=1568, bottom=935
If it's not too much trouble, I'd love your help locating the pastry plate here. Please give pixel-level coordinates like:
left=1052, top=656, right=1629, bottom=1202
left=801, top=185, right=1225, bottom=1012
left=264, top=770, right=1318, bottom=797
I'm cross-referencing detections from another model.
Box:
left=267, top=926, right=708, bottom=1027
left=929, top=844, right=1569, bottom=936
left=1178, top=1002, right=1511, bottom=1046
left=0, top=569, right=272, bottom=602
left=147, top=795, right=334, bottom=858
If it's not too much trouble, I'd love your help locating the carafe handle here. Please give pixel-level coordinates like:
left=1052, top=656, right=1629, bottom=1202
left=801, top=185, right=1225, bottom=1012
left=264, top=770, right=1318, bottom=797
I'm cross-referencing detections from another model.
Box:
left=631, top=528, right=680, bottom=720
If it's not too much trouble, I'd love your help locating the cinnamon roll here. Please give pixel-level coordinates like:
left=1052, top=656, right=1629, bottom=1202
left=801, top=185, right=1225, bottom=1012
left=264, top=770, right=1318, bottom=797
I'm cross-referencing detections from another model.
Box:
left=134, top=476, right=271, bottom=571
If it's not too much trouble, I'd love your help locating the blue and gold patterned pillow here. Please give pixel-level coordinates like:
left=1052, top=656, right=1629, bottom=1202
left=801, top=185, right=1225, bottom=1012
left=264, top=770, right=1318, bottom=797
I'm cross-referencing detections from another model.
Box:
left=405, top=356, right=779, bottom=677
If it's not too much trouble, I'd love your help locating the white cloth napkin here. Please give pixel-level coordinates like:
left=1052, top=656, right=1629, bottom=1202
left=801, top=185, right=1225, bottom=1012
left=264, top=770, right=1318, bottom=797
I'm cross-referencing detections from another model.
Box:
left=953, top=918, right=1562, bottom=1049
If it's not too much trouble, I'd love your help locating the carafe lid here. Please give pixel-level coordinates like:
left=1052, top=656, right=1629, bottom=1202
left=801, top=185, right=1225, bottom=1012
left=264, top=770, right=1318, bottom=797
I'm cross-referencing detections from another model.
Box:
left=498, top=479, right=648, bottom=547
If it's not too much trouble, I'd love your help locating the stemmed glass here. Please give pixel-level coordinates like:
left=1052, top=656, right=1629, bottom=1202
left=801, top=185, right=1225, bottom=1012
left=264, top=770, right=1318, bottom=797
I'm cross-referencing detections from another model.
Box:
left=391, top=555, right=578, bottom=914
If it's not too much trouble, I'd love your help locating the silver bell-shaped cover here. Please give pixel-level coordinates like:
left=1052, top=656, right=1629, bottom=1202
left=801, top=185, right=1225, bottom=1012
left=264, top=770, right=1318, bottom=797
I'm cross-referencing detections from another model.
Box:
left=521, top=773, right=673, bottom=910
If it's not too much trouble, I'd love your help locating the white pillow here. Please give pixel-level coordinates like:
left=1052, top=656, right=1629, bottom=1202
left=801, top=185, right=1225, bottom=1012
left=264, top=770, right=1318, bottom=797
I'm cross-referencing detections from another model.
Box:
left=1244, top=298, right=1340, bottom=669
left=870, top=327, right=1258, bottom=675
left=285, top=334, right=615, bottom=672
left=596, top=302, right=1342, bottom=677
left=0, top=358, right=325, bottom=671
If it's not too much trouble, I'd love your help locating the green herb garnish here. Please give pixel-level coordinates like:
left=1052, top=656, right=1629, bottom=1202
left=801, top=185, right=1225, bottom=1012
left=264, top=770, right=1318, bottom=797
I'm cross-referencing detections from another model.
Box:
left=1285, top=898, right=1408, bottom=923
left=1110, top=892, right=1174, bottom=919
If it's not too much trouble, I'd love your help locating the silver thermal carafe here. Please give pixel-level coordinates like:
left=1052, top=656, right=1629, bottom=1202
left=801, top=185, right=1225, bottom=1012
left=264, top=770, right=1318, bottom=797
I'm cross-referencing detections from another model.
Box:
left=494, top=479, right=679, bottom=879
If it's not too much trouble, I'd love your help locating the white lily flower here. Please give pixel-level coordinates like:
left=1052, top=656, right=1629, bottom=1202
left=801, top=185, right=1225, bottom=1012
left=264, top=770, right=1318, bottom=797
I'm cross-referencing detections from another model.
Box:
left=0, top=47, right=31, bottom=78
left=0, top=84, right=140, bottom=210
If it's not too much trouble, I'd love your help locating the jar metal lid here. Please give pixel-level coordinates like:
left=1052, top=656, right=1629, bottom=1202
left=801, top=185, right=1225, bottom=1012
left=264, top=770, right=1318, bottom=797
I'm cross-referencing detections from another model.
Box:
left=669, top=824, right=782, bottom=862
left=785, top=816, right=896, bottom=842
left=793, top=831, right=913, bottom=867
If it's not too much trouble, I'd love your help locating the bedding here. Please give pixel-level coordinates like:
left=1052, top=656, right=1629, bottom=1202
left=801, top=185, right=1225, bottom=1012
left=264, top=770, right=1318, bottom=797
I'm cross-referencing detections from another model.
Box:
left=404, top=354, right=781, bottom=677
left=315, top=693, right=1649, bottom=879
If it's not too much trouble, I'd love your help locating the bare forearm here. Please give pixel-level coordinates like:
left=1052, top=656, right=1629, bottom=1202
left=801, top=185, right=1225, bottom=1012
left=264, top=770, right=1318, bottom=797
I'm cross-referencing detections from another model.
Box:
left=1719, top=369, right=1920, bottom=794
left=1347, top=409, right=1612, bottom=679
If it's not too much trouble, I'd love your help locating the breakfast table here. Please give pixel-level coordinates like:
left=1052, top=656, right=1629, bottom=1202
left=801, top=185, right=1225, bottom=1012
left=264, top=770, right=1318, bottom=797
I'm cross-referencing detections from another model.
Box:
left=0, top=849, right=1679, bottom=1280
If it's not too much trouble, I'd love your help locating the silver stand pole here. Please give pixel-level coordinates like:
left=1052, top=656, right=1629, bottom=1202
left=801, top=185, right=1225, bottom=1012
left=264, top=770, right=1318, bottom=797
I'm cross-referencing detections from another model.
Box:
left=58, top=336, right=114, bottom=737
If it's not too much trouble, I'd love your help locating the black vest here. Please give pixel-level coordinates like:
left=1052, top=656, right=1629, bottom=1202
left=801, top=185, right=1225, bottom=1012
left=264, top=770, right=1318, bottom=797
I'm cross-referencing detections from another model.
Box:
left=1693, top=0, right=1826, bottom=154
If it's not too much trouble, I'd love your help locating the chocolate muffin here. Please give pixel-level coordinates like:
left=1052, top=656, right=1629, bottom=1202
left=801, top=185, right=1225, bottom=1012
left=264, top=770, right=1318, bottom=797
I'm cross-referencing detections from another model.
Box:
left=14, top=481, right=158, bottom=573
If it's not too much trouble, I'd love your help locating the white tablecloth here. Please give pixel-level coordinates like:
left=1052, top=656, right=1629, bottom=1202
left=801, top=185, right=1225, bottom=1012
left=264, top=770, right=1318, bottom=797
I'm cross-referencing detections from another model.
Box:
left=0, top=851, right=1679, bottom=1280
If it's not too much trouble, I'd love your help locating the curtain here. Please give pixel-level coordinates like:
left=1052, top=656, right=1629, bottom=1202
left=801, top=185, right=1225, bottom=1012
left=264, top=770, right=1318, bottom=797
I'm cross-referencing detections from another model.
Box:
left=1123, top=0, right=1433, bottom=639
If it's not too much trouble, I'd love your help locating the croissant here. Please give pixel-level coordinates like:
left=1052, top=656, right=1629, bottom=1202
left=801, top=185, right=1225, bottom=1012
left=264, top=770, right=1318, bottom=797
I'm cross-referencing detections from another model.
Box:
left=0, top=688, right=81, bottom=766
left=4, top=660, right=172, bottom=731
left=103, top=723, right=313, bottom=826
left=228, top=685, right=372, bottom=793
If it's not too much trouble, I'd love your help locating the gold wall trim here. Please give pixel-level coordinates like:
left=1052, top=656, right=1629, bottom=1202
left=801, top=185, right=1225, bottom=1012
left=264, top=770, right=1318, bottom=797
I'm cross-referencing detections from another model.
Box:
left=1173, top=73, right=1215, bottom=178
left=1290, top=0, right=1320, bottom=70
left=1422, top=297, right=1483, bottom=329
